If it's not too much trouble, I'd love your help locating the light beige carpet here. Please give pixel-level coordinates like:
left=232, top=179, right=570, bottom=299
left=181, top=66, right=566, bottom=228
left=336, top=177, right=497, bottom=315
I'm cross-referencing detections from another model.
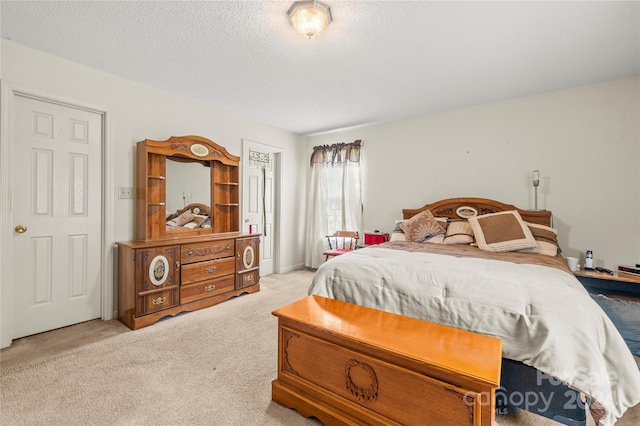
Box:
left=1, top=269, right=638, bottom=425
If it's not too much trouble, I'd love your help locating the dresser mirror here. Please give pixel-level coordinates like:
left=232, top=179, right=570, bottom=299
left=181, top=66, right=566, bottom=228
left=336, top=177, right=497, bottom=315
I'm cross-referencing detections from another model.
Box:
left=136, top=135, right=240, bottom=241
left=165, top=157, right=210, bottom=218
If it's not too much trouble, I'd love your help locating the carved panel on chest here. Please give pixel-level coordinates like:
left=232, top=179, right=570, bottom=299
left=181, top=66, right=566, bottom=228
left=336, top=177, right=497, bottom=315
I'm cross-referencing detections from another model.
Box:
left=272, top=296, right=501, bottom=426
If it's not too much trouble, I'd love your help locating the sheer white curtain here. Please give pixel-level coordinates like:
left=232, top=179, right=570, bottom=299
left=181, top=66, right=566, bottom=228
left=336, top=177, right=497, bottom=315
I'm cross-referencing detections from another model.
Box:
left=305, top=141, right=362, bottom=269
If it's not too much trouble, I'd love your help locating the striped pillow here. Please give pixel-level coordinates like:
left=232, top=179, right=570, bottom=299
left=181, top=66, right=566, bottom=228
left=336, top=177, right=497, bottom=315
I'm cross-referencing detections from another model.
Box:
left=443, top=220, right=474, bottom=245
left=518, top=222, right=560, bottom=256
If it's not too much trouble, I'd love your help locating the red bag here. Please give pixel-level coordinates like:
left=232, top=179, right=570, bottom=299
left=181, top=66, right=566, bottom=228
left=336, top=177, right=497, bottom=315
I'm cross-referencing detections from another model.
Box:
left=364, top=232, right=390, bottom=245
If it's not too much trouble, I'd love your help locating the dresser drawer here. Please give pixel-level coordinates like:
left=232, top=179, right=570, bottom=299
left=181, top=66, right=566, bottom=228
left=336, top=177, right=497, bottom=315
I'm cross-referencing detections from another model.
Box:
left=237, top=269, right=259, bottom=289
left=181, top=257, right=235, bottom=285
left=180, top=274, right=235, bottom=304
left=136, top=288, right=179, bottom=316
left=181, top=239, right=234, bottom=264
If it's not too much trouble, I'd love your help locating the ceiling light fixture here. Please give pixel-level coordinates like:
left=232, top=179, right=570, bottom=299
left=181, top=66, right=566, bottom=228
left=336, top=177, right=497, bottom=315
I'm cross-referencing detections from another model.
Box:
left=287, top=1, right=332, bottom=39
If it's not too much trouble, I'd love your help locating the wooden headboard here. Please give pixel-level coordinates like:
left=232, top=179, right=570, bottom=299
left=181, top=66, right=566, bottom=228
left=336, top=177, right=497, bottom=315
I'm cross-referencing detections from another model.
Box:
left=173, top=203, right=211, bottom=217
left=402, top=197, right=552, bottom=227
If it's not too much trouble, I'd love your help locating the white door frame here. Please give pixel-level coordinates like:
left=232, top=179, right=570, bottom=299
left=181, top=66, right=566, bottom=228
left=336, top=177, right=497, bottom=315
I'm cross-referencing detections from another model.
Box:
left=0, top=83, right=114, bottom=348
left=241, top=139, right=282, bottom=274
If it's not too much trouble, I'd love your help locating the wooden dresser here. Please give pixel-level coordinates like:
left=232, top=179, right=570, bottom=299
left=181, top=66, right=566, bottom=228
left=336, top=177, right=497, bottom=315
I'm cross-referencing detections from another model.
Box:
left=118, top=234, right=259, bottom=330
left=272, top=295, right=502, bottom=426
left=117, top=135, right=260, bottom=330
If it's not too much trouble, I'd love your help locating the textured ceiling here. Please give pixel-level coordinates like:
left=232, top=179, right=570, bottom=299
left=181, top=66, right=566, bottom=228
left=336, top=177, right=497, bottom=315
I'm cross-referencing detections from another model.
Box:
left=2, top=1, right=639, bottom=135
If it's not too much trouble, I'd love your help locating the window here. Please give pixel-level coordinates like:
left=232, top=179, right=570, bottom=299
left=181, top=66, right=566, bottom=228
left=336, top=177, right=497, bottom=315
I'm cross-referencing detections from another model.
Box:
left=305, top=140, right=362, bottom=268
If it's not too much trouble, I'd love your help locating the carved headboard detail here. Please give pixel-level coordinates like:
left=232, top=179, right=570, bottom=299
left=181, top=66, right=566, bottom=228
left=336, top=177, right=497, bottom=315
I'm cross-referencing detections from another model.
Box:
left=172, top=203, right=211, bottom=217
left=402, top=197, right=552, bottom=227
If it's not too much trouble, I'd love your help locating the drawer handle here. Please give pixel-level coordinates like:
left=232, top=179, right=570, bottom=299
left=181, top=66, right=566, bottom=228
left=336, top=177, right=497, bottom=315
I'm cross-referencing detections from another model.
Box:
left=187, top=250, right=194, bottom=256
left=204, top=284, right=216, bottom=292
left=205, top=266, right=217, bottom=273
left=244, top=275, right=253, bottom=282
left=152, top=296, right=167, bottom=306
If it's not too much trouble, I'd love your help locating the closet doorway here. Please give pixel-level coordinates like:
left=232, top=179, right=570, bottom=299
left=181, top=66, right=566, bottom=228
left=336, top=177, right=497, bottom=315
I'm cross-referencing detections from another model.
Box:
left=242, top=140, right=281, bottom=276
left=9, top=94, right=103, bottom=340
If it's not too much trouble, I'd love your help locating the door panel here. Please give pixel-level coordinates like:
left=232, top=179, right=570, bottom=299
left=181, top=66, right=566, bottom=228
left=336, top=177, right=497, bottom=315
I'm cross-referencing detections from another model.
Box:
left=12, top=95, right=102, bottom=339
left=263, top=173, right=273, bottom=262
left=243, top=143, right=277, bottom=276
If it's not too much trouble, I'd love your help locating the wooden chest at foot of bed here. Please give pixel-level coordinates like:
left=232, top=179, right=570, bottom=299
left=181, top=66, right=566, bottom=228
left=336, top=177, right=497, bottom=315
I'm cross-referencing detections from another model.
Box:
left=272, top=295, right=502, bottom=426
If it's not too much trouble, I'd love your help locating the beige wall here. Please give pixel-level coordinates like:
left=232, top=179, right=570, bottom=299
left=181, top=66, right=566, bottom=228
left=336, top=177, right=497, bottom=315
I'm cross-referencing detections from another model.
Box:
left=0, top=40, right=308, bottom=310
left=2, top=36, right=638, bottom=311
left=307, top=77, right=640, bottom=269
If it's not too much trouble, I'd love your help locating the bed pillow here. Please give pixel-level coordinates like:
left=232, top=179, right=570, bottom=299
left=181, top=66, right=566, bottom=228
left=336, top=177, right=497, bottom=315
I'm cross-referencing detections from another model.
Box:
left=468, top=210, right=536, bottom=252
left=517, top=222, right=561, bottom=257
left=443, top=220, right=474, bottom=245
left=390, top=232, right=406, bottom=242
left=435, top=217, right=449, bottom=231
left=399, top=210, right=446, bottom=242
left=390, top=220, right=406, bottom=241
left=424, top=233, right=445, bottom=244
left=166, top=210, right=194, bottom=227
left=391, top=217, right=447, bottom=242
left=182, top=215, right=207, bottom=229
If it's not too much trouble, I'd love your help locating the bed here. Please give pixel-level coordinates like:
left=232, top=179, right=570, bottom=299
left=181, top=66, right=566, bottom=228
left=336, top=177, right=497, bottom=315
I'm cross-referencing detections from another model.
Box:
left=165, top=203, right=211, bottom=230
left=308, top=197, right=640, bottom=426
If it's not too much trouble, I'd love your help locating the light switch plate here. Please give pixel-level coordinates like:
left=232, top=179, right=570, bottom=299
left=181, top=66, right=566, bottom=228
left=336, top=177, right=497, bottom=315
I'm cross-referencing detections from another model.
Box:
left=118, top=186, right=133, bottom=199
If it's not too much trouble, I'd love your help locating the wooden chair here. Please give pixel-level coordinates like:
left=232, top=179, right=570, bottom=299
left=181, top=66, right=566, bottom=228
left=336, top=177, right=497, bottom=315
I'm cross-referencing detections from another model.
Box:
left=323, top=231, right=359, bottom=261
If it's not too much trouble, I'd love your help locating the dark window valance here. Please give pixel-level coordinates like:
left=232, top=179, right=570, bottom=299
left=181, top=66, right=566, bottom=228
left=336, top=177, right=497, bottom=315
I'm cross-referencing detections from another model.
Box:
left=310, top=140, right=361, bottom=167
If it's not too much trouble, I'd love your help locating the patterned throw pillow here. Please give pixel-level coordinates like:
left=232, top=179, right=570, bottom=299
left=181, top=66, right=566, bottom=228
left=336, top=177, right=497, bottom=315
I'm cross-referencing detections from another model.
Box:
left=399, top=210, right=446, bottom=242
left=468, top=210, right=537, bottom=252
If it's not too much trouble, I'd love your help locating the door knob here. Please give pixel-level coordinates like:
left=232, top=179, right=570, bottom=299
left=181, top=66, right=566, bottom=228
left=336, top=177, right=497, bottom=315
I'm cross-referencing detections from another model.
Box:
left=15, top=225, right=27, bottom=234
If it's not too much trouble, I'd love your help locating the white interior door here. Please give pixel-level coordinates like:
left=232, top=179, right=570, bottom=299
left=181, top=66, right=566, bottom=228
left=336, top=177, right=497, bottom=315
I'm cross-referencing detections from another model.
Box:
left=11, top=95, right=102, bottom=339
left=243, top=141, right=279, bottom=276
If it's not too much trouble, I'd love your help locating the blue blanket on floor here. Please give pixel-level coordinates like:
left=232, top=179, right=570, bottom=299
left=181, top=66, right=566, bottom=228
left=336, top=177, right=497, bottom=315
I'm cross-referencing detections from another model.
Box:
left=591, top=294, right=640, bottom=356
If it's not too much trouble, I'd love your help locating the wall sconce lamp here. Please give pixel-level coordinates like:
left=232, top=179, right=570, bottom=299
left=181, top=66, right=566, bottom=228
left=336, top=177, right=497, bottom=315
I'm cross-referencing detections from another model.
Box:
left=532, top=170, right=540, bottom=210
left=287, top=1, right=332, bottom=39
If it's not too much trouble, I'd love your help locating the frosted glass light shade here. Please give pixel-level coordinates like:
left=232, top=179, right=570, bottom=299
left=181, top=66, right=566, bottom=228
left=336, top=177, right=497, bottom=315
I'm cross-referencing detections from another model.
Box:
left=287, top=1, right=332, bottom=39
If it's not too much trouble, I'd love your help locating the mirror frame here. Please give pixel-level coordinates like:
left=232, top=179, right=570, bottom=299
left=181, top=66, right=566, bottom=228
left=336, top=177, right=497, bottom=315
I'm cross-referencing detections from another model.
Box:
left=136, top=135, right=240, bottom=241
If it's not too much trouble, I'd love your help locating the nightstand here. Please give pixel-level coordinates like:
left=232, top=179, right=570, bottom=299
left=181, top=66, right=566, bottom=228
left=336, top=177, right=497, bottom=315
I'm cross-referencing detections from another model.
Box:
left=574, top=269, right=640, bottom=302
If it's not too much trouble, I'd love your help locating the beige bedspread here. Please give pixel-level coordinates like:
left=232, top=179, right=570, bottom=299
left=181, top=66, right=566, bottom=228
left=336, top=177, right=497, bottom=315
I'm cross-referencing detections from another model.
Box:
left=308, top=242, right=640, bottom=425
